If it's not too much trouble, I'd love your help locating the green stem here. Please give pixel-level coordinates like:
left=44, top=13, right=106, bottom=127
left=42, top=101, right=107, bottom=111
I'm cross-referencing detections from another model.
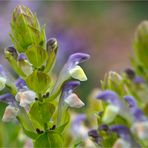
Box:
left=57, top=95, right=63, bottom=126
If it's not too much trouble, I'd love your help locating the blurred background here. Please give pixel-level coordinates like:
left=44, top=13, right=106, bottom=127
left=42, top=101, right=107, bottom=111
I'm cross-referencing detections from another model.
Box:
left=1, top=1, right=148, bottom=98
left=0, top=0, right=148, bottom=146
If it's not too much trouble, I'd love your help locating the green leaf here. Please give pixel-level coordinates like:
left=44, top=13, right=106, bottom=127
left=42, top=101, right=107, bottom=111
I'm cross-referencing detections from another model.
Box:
left=34, top=131, right=63, bottom=148
left=10, top=5, right=46, bottom=52
left=22, top=127, right=38, bottom=139
left=29, top=101, right=55, bottom=128
left=26, top=44, right=48, bottom=68
left=26, top=71, right=51, bottom=94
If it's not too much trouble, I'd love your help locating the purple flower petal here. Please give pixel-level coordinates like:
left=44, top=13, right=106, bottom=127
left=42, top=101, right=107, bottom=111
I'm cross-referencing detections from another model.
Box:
left=62, top=80, right=80, bottom=99
left=62, top=81, right=80, bottom=92
left=17, top=53, right=27, bottom=61
left=133, top=76, right=145, bottom=84
left=124, top=96, right=147, bottom=122
left=97, top=90, right=123, bottom=108
left=132, top=108, right=147, bottom=122
left=88, top=129, right=102, bottom=144
left=15, top=78, right=27, bottom=90
left=110, top=125, right=140, bottom=147
left=72, top=114, right=86, bottom=125
left=67, top=52, right=90, bottom=69
left=0, top=93, right=17, bottom=106
left=110, top=125, right=132, bottom=141
left=98, top=124, right=110, bottom=132
left=124, top=96, right=137, bottom=108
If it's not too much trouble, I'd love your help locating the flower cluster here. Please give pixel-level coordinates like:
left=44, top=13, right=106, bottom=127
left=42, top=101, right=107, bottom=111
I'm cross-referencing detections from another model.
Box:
left=85, top=21, right=148, bottom=148
left=0, top=5, right=89, bottom=147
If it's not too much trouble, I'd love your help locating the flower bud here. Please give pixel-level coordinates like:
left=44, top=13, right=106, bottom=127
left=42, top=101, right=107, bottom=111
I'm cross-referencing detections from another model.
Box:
left=17, top=54, right=33, bottom=76
left=44, top=38, right=58, bottom=73
left=113, top=138, right=131, bottom=148
left=15, top=90, right=36, bottom=107
left=2, top=105, right=19, bottom=122
left=124, top=68, right=135, bottom=80
left=10, top=5, right=46, bottom=52
left=46, top=38, right=58, bottom=52
left=69, top=65, right=87, bottom=81
left=64, top=93, right=85, bottom=108
left=4, top=46, right=18, bottom=60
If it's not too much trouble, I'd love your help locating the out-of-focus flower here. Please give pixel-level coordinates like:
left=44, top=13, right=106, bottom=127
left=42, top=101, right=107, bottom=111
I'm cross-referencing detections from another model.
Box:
left=15, top=90, right=36, bottom=107
left=97, top=90, right=123, bottom=107
left=124, top=96, right=148, bottom=140
left=102, top=104, right=119, bottom=124
left=124, top=96, right=147, bottom=122
left=108, top=71, right=122, bottom=81
left=124, top=68, right=135, bottom=80
left=110, top=125, right=139, bottom=147
left=97, top=90, right=131, bottom=122
left=71, top=114, right=87, bottom=139
left=113, top=138, right=131, bottom=148
left=110, top=125, right=132, bottom=142
left=133, top=76, right=145, bottom=84
left=131, top=121, right=148, bottom=140
left=88, top=129, right=102, bottom=144
left=17, top=54, right=33, bottom=76
left=2, top=105, right=19, bottom=122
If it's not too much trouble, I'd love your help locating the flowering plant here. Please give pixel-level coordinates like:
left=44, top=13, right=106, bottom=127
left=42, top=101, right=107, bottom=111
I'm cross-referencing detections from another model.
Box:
left=1, top=5, right=148, bottom=148
left=86, top=21, right=148, bottom=148
left=0, top=5, right=89, bottom=147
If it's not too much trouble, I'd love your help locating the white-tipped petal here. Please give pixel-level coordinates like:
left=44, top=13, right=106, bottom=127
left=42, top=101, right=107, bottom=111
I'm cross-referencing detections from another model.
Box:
left=2, top=105, right=19, bottom=122
left=69, top=65, right=87, bottom=81
left=102, top=104, right=119, bottom=124
left=15, top=90, right=36, bottom=107
left=64, top=93, right=85, bottom=108
left=0, top=76, right=6, bottom=91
